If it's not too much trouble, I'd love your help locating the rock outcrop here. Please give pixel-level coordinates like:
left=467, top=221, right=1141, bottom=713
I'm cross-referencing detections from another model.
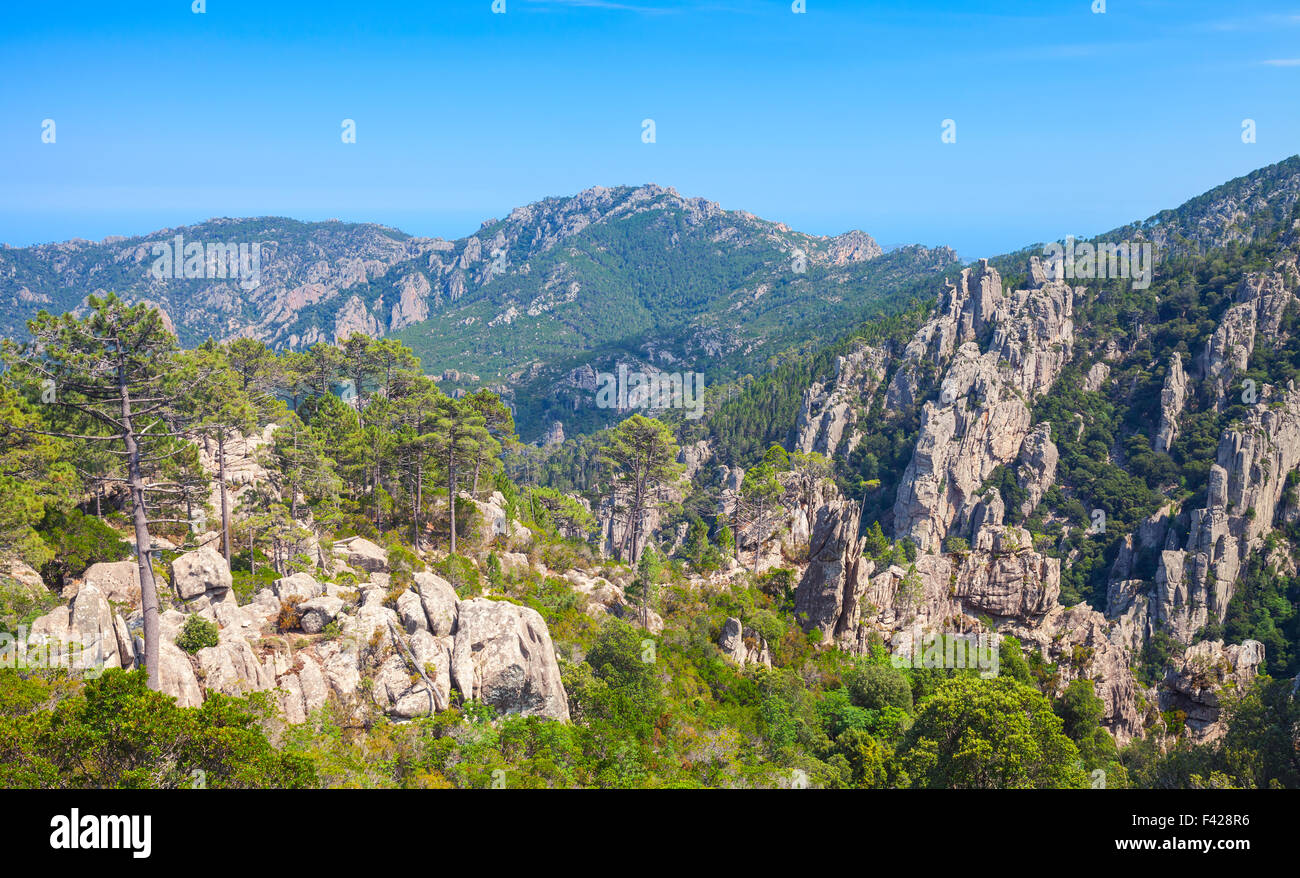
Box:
left=26, top=583, right=134, bottom=673
left=22, top=545, right=572, bottom=726
left=1154, top=354, right=1187, bottom=453
left=718, top=617, right=772, bottom=668
left=1084, top=362, right=1110, bottom=392
left=794, top=342, right=888, bottom=457
left=1203, top=267, right=1298, bottom=404
left=274, top=571, right=325, bottom=603
left=1015, top=423, right=1058, bottom=520
left=332, top=537, right=389, bottom=573
left=1161, top=640, right=1265, bottom=741
left=892, top=260, right=1075, bottom=553
left=171, top=545, right=233, bottom=604
left=542, top=420, right=565, bottom=447
left=450, top=599, right=570, bottom=721
left=791, top=259, right=1150, bottom=741
left=81, top=560, right=141, bottom=607
left=1141, top=385, right=1300, bottom=642
left=793, top=493, right=871, bottom=644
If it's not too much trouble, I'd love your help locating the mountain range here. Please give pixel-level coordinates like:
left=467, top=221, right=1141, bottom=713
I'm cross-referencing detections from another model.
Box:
left=0, top=185, right=958, bottom=439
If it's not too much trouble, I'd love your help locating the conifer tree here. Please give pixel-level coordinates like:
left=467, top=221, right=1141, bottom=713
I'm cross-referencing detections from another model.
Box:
left=8, top=295, right=203, bottom=690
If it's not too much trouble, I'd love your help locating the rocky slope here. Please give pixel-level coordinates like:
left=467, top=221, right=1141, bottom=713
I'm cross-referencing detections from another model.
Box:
left=758, top=226, right=1296, bottom=743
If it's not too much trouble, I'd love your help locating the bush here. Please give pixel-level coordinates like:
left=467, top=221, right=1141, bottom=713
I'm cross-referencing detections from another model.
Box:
left=276, top=597, right=303, bottom=632
left=0, top=576, right=60, bottom=637
left=175, top=614, right=219, bottom=654
left=0, top=669, right=316, bottom=788
left=844, top=660, right=913, bottom=712
left=35, top=508, right=130, bottom=591
left=231, top=565, right=277, bottom=606
left=386, top=543, right=425, bottom=591
left=942, top=536, right=970, bottom=555
left=436, top=554, right=482, bottom=598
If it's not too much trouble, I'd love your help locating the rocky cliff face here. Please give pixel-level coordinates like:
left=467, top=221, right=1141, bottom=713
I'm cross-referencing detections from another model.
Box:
left=1144, top=384, right=1300, bottom=642
left=1202, top=263, right=1300, bottom=404
left=892, top=259, right=1074, bottom=553
left=1154, top=354, right=1188, bottom=453
left=1161, top=639, right=1265, bottom=741
left=794, top=342, right=889, bottom=457
left=1106, top=251, right=1300, bottom=646
left=787, top=249, right=1289, bottom=745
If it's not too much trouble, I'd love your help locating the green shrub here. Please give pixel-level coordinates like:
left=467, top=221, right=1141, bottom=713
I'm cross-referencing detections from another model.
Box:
left=35, top=508, right=130, bottom=591
left=436, top=554, right=482, bottom=598
left=942, top=536, right=970, bottom=555
left=0, top=669, right=316, bottom=787
left=0, top=576, right=60, bottom=637
left=231, top=565, right=277, bottom=606
left=844, top=660, right=913, bottom=712
left=176, top=614, right=219, bottom=654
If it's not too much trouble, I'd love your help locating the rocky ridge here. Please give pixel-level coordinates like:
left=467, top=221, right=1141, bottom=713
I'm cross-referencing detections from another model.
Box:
left=788, top=256, right=1275, bottom=744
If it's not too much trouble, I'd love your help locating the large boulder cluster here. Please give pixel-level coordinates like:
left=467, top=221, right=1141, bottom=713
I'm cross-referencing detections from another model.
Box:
left=20, top=542, right=570, bottom=724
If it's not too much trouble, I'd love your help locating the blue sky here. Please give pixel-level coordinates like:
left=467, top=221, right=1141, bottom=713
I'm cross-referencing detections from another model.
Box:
left=2, top=0, right=1298, bottom=258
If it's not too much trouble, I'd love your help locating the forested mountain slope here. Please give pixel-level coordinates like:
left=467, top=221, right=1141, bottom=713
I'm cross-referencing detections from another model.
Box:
left=0, top=186, right=957, bottom=439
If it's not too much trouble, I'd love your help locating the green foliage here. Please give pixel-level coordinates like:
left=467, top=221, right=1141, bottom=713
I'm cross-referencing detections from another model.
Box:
left=997, top=636, right=1033, bottom=684
left=861, top=520, right=890, bottom=562
left=175, top=614, right=220, bottom=654
left=716, top=523, right=735, bottom=559
left=1053, top=679, right=1120, bottom=775
left=844, top=659, right=913, bottom=713
left=0, top=385, right=74, bottom=567
left=762, top=443, right=790, bottom=470
left=0, top=576, right=60, bottom=638
left=897, top=676, right=1086, bottom=789
left=436, top=554, right=482, bottom=599
left=702, top=306, right=933, bottom=468
left=1138, top=629, right=1181, bottom=687
left=598, top=415, right=682, bottom=562
left=568, top=620, right=664, bottom=742
left=0, top=669, right=316, bottom=788
left=527, top=486, right=595, bottom=540
left=941, top=535, right=970, bottom=555
left=1221, top=555, right=1299, bottom=677
left=34, top=508, right=129, bottom=591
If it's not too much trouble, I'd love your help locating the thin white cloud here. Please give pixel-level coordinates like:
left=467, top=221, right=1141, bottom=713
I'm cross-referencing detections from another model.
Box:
left=1262, top=58, right=1300, bottom=66
left=1207, top=12, right=1300, bottom=32
left=521, top=0, right=679, bottom=12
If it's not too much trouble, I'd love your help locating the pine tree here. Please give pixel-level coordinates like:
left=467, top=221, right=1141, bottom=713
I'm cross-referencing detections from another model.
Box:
left=432, top=396, right=491, bottom=556
left=464, top=389, right=512, bottom=497
left=737, top=462, right=785, bottom=573
left=9, top=295, right=201, bottom=691
left=598, top=415, right=682, bottom=562
left=184, top=341, right=261, bottom=566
